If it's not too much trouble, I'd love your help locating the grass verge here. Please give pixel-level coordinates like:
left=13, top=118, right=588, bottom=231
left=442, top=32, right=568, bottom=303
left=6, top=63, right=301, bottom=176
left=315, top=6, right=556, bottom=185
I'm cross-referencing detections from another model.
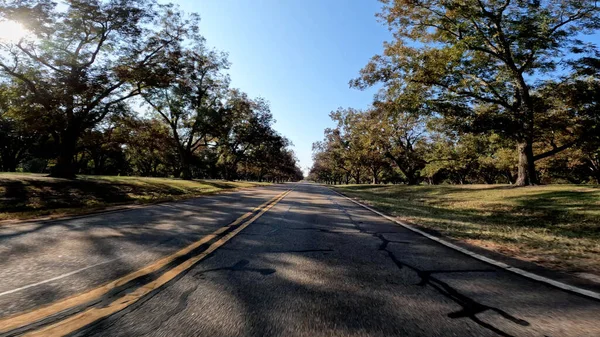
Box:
left=333, top=184, right=600, bottom=275
left=0, top=173, right=270, bottom=222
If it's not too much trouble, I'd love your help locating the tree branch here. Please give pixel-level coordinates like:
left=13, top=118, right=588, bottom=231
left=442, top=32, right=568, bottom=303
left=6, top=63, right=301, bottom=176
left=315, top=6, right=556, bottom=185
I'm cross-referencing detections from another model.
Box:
left=533, top=141, right=577, bottom=161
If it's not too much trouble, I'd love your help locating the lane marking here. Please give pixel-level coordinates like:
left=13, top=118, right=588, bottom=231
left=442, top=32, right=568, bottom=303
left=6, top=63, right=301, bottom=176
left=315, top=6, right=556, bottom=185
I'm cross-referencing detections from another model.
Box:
left=0, top=258, right=122, bottom=298
left=22, top=189, right=293, bottom=337
left=330, top=188, right=600, bottom=301
left=0, top=190, right=288, bottom=334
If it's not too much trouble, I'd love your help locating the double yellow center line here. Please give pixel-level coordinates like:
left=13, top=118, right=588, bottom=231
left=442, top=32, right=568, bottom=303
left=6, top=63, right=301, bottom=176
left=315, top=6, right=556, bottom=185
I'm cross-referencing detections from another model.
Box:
left=0, top=189, right=292, bottom=337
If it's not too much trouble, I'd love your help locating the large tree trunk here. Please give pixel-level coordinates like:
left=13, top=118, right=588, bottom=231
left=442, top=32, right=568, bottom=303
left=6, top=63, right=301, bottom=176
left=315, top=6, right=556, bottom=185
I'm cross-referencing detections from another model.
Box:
left=1, top=155, right=18, bottom=172
left=50, top=130, right=79, bottom=179
left=406, top=175, right=419, bottom=185
left=5, top=162, right=17, bottom=172
left=179, top=151, right=192, bottom=180
left=586, top=157, right=600, bottom=184
left=353, top=169, right=361, bottom=184
left=404, top=168, right=420, bottom=185
left=514, top=77, right=539, bottom=186
left=593, top=170, right=600, bottom=185
left=372, top=171, right=379, bottom=184
left=515, top=141, right=538, bottom=186
left=386, top=153, right=421, bottom=186
left=222, top=164, right=238, bottom=181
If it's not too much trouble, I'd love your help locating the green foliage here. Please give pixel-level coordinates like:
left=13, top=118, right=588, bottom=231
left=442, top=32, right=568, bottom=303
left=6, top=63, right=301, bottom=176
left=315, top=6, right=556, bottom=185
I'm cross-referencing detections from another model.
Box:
left=0, top=1, right=303, bottom=182
left=311, top=0, right=600, bottom=187
left=0, top=0, right=178, bottom=177
left=351, top=0, right=600, bottom=186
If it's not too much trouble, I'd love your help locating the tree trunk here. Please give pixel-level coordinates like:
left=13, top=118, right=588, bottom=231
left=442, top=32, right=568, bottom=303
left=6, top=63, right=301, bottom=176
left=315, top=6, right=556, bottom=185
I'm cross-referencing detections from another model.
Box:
left=1, top=156, right=18, bottom=172
left=5, top=162, right=17, bottom=172
left=514, top=77, right=538, bottom=186
left=50, top=130, right=79, bottom=179
left=515, top=141, right=538, bottom=186
left=353, top=169, right=361, bottom=184
left=586, top=158, right=600, bottom=184
left=593, top=170, right=600, bottom=185
left=180, top=151, right=192, bottom=180
left=504, top=171, right=515, bottom=184
left=405, top=170, right=419, bottom=185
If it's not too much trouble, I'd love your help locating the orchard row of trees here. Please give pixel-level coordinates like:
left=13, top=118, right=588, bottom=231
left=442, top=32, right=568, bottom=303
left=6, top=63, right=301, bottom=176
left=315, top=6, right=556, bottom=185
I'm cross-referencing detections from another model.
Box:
left=0, top=0, right=302, bottom=181
left=310, top=0, right=600, bottom=186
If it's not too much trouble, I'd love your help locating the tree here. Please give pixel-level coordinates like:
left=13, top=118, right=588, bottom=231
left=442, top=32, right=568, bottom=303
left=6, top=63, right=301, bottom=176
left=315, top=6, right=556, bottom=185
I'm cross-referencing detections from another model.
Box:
left=423, top=133, right=517, bottom=184
left=310, top=108, right=390, bottom=185
left=217, top=90, right=274, bottom=180
left=329, top=108, right=369, bottom=184
left=123, top=117, right=178, bottom=177
left=141, top=15, right=230, bottom=180
left=353, top=0, right=600, bottom=185
left=243, top=133, right=289, bottom=182
left=272, top=149, right=304, bottom=182
left=352, top=110, right=389, bottom=184
left=0, top=82, right=40, bottom=171
left=371, top=92, right=430, bottom=185
left=0, top=2, right=304, bottom=181
left=0, top=0, right=184, bottom=178
left=541, top=56, right=600, bottom=183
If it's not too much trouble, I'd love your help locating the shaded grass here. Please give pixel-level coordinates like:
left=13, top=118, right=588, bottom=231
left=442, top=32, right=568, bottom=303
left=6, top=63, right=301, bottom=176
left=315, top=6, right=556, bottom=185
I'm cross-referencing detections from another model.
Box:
left=334, top=184, right=600, bottom=274
left=0, top=173, right=270, bottom=221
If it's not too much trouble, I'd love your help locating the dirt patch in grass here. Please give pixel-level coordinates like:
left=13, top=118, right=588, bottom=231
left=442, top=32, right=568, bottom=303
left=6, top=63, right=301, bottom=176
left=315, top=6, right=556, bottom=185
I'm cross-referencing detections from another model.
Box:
left=334, top=184, right=600, bottom=275
left=0, top=173, right=270, bottom=221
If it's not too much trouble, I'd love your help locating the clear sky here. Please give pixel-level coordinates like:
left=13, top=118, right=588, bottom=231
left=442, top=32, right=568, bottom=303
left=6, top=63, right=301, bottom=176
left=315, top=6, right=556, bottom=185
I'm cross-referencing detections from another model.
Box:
left=174, top=0, right=390, bottom=174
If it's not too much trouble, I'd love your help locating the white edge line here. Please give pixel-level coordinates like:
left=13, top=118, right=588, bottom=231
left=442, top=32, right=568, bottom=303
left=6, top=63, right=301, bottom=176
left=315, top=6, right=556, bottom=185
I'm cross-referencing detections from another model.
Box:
left=0, top=257, right=122, bottom=298
left=330, top=188, right=600, bottom=301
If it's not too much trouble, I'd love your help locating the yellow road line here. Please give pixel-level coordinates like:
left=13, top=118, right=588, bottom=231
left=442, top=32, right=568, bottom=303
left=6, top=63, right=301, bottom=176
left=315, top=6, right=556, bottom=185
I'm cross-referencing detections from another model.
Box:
left=0, top=190, right=288, bottom=334
left=23, top=189, right=292, bottom=337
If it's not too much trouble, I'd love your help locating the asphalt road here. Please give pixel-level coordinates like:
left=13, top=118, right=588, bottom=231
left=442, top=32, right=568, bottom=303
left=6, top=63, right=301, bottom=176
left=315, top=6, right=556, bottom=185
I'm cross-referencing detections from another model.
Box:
left=1, top=183, right=599, bottom=336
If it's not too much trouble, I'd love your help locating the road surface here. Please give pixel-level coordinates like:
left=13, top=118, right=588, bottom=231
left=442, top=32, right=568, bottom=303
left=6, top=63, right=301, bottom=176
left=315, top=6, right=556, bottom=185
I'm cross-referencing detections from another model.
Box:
left=0, top=183, right=599, bottom=336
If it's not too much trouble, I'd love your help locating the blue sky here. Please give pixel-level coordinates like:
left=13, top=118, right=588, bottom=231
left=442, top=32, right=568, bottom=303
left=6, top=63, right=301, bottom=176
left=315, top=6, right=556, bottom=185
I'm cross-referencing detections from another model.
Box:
left=174, top=0, right=390, bottom=174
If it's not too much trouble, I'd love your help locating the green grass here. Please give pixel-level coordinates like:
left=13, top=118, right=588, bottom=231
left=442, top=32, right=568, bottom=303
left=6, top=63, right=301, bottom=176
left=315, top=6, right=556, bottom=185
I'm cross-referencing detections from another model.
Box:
left=0, top=173, right=270, bottom=221
left=334, top=184, right=600, bottom=274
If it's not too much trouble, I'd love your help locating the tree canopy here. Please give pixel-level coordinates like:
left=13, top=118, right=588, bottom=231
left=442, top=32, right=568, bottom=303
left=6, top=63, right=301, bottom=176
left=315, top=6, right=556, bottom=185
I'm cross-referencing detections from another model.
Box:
left=311, top=0, right=600, bottom=186
left=0, top=0, right=303, bottom=182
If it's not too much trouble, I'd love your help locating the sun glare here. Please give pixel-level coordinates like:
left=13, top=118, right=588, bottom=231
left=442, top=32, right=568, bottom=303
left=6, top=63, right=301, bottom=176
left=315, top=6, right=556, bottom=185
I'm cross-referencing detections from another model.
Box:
left=0, top=20, right=30, bottom=43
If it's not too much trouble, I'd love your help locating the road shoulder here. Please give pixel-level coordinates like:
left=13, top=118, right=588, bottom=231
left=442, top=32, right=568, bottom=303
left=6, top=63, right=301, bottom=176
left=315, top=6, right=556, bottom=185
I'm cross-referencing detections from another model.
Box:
left=331, top=187, right=600, bottom=300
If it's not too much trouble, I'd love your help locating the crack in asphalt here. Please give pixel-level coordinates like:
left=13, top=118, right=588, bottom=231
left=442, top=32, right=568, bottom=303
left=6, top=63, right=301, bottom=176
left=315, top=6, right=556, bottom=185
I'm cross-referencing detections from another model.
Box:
left=265, top=249, right=334, bottom=254
left=195, top=259, right=276, bottom=277
left=376, top=233, right=411, bottom=250
left=289, top=227, right=361, bottom=234
left=327, top=193, right=530, bottom=337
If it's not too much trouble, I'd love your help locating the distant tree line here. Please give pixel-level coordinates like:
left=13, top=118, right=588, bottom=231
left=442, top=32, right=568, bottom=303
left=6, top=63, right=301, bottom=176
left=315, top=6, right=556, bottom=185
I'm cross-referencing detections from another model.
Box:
left=0, top=0, right=303, bottom=182
left=310, top=0, right=600, bottom=186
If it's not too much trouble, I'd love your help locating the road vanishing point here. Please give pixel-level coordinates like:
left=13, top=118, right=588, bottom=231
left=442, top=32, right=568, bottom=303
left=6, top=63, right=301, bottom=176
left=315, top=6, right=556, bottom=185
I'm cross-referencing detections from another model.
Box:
left=0, top=183, right=599, bottom=337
